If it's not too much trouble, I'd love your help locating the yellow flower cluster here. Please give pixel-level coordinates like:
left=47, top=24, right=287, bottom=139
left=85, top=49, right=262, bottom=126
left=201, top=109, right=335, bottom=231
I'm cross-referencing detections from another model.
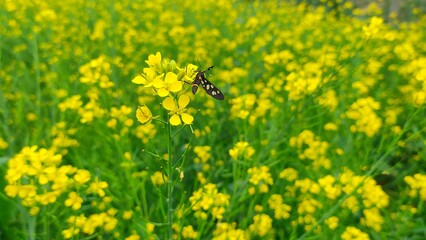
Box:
left=79, top=55, right=114, bottom=89
left=288, top=168, right=389, bottom=233
left=229, top=141, right=255, bottom=161
left=189, top=183, right=230, bottom=221
left=212, top=222, right=248, bottom=240
left=344, top=97, right=383, bottom=137
left=268, top=194, right=291, bottom=220
left=247, top=166, right=274, bottom=195
left=50, top=121, right=79, bottom=155
left=4, top=146, right=117, bottom=239
left=229, top=93, right=275, bottom=125
left=133, top=52, right=197, bottom=126
left=405, top=173, right=426, bottom=200
left=284, top=62, right=324, bottom=101
left=248, top=214, right=273, bottom=237
left=341, top=226, right=370, bottom=240
left=290, top=130, right=331, bottom=169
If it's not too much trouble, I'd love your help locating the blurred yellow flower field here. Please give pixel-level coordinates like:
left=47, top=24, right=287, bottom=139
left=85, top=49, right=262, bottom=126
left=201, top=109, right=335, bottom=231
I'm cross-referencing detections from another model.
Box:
left=1, top=0, right=425, bottom=239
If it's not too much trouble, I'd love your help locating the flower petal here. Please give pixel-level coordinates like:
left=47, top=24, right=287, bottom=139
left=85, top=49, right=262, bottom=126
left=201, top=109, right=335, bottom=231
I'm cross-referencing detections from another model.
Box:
left=132, top=75, right=146, bottom=84
left=181, top=113, right=194, bottom=125
left=169, top=81, right=183, bottom=93
left=169, top=114, right=181, bottom=126
left=162, top=97, right=177, bottom=111
left=145, top=52, right=162, bottom=67
left=157, top=88, right=169, bottom=97
left=136, top=105, right=152, bottom=124
left=164, top=72, right=177, bottom=83
left=152, top=79, right=164, bottom=88
left=178, top=94, right=190, bottom=109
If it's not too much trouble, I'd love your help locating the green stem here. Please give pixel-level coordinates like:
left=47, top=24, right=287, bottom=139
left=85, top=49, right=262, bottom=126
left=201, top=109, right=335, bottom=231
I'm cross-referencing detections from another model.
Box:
left=167, top=120, right=173, bottom=240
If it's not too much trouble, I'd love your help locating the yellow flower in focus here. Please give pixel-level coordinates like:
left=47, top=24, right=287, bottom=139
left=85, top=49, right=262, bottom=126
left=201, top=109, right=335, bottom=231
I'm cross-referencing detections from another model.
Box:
left=145, top=52, right=162, bottom=68
left=136, top=105, right=155, bottom=124
left=132, top=68, right=164, bottom=88
left=162, top=95, right=193, bottom=126
left=153, top=72, right=183, bottom=97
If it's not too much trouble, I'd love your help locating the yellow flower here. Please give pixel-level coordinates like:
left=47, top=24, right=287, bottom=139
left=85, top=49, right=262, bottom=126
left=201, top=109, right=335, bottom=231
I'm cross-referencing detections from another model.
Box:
left=132, top=68, right=164, bottom=88
left=181, top=225, right=198, bottom=239
left=122, top=210, right=133, bottom=220
left=136, top=105, right=154, bottom=124
left=162, top=95, right=193, bottom=126
left=151, top=171, right=167, bottom=186
left=87, top=177, right=108, bottom=197
left=229, top=141, right=255, bottom=160
left=145, top=52, right=162, bottom=68
left=325, top=216, right=339, bottom=230
left=74, top=169, right=91, bottom=184
left=65, top=191, right=83, bottom=210
left=362, top=16, right=383, bottom=38
left=341, top=226, right=370, bottom=240
left=153, top=72, right=183, bottom=97
left=249, top=214, right=273, bottom=237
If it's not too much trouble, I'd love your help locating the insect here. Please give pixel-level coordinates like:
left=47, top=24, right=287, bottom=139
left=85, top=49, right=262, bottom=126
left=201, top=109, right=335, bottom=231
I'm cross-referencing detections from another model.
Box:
left=192, top=66, right=224, bottom=100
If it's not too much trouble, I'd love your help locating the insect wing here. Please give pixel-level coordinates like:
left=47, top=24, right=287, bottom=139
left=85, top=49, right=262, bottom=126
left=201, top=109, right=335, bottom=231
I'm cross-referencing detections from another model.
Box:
left=200, top=77, right=224, bottom=100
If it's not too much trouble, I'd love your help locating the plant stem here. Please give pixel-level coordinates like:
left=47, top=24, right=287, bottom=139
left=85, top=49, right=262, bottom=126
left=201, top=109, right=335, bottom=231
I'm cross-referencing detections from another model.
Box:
left=167, top=120, right=173, bottom=240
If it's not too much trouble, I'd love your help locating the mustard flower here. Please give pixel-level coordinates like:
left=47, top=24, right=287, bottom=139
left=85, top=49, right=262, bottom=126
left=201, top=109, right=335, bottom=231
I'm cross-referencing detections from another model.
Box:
left=87, top=177, right=108, bottom=197
left=212, top=222, right=248, bottom=240
left=151, top=171, right=167, bottom=186
left=345, top=97, right=382, bottom=137
left=247, top=166, right=273, bottom=194
left=132, top=68, right=164, bottom=88
left=361, top=207, right=384, bottom=232
left=193, top=146, right=211, bottom=163
left=341, top=226, right=370, bottom=240
left=65, top=191, right=83, bottom=210
left=268, top=194, right=291, bottom=219
left=74, top=169, right=91, bottom=184
left=363, top=16, right=383, bottom=38
left=162, top=95, right=193, bottom=126
left=325, top=216, right=339, bottom=230
left=153, top=72, right=183, bottom=97
left=122, top=210, right=133, bottom=220
left=62, top=227, right=80, bottom=239
left=189, top=183, right=230, bottom=220
left=318, top=175, right=342, bottom=200
left=125, top=234, right=140, bottom=240
left=279, top=168, right=299, bottom=181
left=145, top=52, right=162, bottom=68
left=249, top=214, right=273, bottom=237
left=181, top=225, right=198, bottom=239
left=136, top=105, right=154, bottom=124
left=229, top=141, right=255, bottom=160
left=405, top=173, right=426, bottom=200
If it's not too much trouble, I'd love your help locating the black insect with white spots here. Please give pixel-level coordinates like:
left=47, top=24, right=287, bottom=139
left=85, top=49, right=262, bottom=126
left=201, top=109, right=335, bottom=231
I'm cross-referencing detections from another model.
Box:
left=192, top=66, right=224, bottom=100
